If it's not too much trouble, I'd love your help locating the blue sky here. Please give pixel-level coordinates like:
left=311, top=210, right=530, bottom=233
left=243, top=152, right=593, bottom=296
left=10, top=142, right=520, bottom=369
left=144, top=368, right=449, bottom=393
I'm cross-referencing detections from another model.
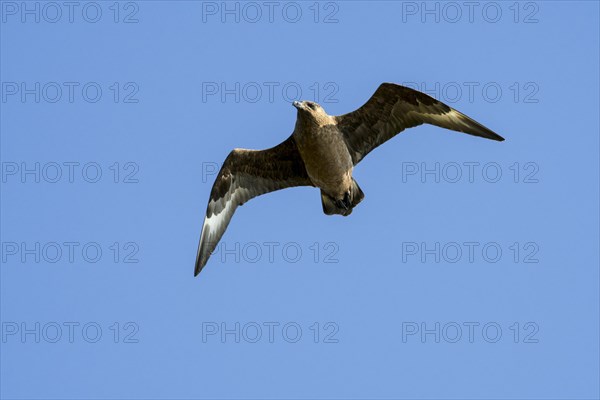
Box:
left=1, top=1, right=599, bottom=399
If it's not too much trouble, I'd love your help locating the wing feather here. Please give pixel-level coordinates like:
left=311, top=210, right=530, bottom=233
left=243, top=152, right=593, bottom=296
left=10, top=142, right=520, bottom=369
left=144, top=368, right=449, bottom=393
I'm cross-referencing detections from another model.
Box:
left=195, top=136, right=313, bottom=276
left=336, top=83, right=504, bottom=165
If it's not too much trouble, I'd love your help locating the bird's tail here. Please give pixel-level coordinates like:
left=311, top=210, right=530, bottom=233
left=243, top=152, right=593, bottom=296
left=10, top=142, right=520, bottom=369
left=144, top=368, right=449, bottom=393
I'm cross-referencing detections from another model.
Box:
left=321, top=179, right=364, bottom=216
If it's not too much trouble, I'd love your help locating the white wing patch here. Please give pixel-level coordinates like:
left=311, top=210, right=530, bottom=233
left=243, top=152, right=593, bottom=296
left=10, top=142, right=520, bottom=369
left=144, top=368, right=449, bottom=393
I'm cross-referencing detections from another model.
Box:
left=196, top=186, right=242, bottom=267
left=424, top=109, right=471, bottom=129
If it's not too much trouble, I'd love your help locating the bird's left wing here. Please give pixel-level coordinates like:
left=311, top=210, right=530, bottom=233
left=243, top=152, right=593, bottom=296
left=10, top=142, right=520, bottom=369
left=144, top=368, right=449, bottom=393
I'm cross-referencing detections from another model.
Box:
left=195, top=135, right=313, bottom=276
left=336, top=83, right=504, bottom=165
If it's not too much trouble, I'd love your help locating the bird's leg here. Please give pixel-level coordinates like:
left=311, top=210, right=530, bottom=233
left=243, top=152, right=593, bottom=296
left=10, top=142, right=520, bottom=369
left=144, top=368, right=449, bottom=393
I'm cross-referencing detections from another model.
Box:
left=335, top=191, right=352, bottom=210
left=335, top=199, right=348, bottom=210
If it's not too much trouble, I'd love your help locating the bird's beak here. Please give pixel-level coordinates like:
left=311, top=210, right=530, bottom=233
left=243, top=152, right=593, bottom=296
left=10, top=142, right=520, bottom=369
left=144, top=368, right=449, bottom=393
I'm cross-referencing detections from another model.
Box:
left=292, top=101, right=303, bottom=109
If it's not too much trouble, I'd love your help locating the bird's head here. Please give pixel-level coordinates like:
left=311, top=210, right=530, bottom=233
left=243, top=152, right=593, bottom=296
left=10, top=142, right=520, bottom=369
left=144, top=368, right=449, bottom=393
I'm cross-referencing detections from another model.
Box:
left=292, top=100, right=332, bottom=126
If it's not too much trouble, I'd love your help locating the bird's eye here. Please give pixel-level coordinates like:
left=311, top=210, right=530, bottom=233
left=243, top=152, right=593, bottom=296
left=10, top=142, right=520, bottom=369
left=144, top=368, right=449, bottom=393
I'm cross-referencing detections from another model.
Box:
left=307, top=103, right=316, bottom=110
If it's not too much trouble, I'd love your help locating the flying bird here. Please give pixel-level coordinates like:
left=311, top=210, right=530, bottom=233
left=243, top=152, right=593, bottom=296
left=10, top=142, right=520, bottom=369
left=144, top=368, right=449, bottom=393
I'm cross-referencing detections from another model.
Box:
left=194, top=83, right=504, bottom=276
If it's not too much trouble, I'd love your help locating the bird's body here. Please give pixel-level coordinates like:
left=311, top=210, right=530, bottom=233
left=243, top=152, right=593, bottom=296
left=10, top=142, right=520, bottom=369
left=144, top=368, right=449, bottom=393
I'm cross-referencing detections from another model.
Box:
left=293, top=121, right=353, bottom=200
left=194, top=83, right=505, bottom=276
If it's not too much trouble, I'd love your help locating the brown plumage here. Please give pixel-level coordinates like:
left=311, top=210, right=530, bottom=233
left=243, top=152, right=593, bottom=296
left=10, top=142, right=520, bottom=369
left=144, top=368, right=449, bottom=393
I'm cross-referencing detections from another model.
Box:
left=195, top=83, right=504, bottom=276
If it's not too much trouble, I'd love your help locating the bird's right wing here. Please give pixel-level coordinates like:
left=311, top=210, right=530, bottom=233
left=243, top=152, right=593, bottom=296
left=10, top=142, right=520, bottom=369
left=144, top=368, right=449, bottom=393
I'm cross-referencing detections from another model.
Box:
left=336, top=83, right=504, bottom=165
left=195, top=135, right=313, bottom=276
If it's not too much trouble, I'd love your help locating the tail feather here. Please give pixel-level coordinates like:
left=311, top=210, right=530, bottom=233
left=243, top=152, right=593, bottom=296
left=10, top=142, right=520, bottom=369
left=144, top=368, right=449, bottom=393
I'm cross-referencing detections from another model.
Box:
left=350, top=179, right=365, bottom=207
left=321, top=179, right=364, bottom=216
